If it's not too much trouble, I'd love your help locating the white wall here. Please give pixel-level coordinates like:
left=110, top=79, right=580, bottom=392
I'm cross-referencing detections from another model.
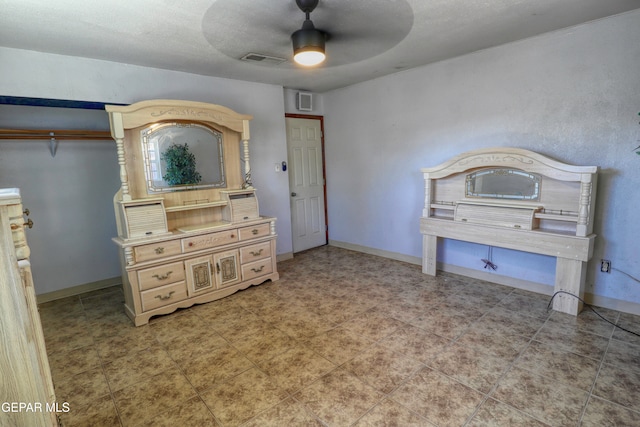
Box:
left=0, top=49, right=292, bottom=295
left=283, top=88, right=325, bottom=115
left=323, top=10, right=640, bottom=305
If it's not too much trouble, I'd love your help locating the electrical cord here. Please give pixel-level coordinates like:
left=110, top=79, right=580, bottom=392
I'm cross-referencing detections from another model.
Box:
left=547, top=290, right=640, bottom=338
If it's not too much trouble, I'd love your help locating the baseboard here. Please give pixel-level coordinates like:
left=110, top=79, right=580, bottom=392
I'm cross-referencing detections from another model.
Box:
left=438, top=262, right=554, bottom=296
left=36, top=276, right=122, bottom=304
left=328, top=240, right=640, bottom=316
left=277, top=252, right=294, bottom=262
left=329, top=240, right=422, bottom=265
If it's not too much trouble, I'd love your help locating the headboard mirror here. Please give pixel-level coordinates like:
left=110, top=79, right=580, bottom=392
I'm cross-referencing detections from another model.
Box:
left=141, top=122, right=226, bottom=193
left=465, top=168, right=541, bottom=201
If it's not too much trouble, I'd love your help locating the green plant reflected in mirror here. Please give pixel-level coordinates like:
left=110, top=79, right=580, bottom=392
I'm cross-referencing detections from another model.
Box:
left=141, top=122, right=226, bottom=193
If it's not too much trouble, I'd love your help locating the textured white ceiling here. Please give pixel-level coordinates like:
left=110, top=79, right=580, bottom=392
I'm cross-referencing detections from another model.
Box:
left=1, top=0, right=638, bottom=92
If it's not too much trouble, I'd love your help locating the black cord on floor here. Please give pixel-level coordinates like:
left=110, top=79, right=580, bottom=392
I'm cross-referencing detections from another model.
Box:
left=547, top=291, right=640, bottom=338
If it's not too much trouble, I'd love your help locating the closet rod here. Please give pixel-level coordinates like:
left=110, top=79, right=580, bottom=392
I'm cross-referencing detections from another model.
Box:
left=0, top=128, right=112, bottom=141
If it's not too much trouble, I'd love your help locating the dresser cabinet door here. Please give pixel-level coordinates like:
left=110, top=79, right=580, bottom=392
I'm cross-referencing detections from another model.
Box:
left=185, top=255, right=215, bottom=296
left=213, top=249, right=240, bottom=288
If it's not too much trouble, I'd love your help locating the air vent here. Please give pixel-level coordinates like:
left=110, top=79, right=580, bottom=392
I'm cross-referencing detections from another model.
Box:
left=240, top=53, right=287, bottom=65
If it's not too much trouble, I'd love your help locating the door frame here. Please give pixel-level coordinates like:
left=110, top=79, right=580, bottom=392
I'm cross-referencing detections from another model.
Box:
left=285, top=113, right=329, bottom=249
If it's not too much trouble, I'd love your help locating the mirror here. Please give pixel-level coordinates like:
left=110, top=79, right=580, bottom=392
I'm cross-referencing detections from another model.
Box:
left=141, top=122, right=226, bottom=193
left=466, top=168, right=541, bottom=201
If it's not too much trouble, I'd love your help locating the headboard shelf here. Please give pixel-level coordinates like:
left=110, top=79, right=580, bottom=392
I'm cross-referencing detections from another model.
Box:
left=420, top=147, right=598, bottom=316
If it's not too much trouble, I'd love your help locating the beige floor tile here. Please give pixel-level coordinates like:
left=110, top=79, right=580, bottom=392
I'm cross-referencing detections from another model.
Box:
left=534, top=319, right=610, bottom=360
left=58, top=394, right=121, bottom=427
left=232, top=326, right=298, bottom=364
left=474, top=305, right=547, bottom=338
left=200, top=367, right=287, bottom=427
left=180, top=343, right=254, bottom=391
left=294, top=368, right=384, bottom=426
left=498, top=291, right=552, bottom=320
left=258, top=344, right=336, bottom=393
left=390, top=367, right=484, bottom=427
left=148, top=310, right=213, bottom=343
left=54, top=367, right=111, bottom=410
left=38, top=246, right=640, bottom=427
left=43, top=322, right=94, bottom=355
left=548, top=307, right=618, bottom=338
left=140, top=396, right=219, bottom=427
left=467, top=398, right=549, bottom=426
left=242, top=397, right=323, bottom=427
left=491, top=366, right=589, bottom=426
left=113, top=371, right=197, bottom=427
left=593, top=362, right=640, bottom=412
left=48, top=344, right=101, bottom=383
left=613, top=312, right=640, bottom=346
left=430, top=342, right=513, bottom=393
left=343, top=343, right=424, bottom=394
left=304, top=324, right=374, bottom=365
left=581, top=395, right=640, bottom=426
left=274, top=307, right=337, bottom=339
left=456, top=324, right=530, bottom=360
left=378, top=323, right=452, bottom=364
left=603, top=337, right=640, bottom=368
left=354, top=398, right=434, bottom=426
left=343, top=309, right=406, bottom=342
left=515, top=340, right=600, bottom=391
left=409, top=308, right=476, bottom=339
left=161, top=328, right=228, bottom=365
left=94, top=325, right=158, bottom=360
left=103, top=345, right=178, bottom=392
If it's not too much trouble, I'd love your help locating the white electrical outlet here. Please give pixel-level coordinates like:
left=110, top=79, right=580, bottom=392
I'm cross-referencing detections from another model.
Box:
left=274, top=163, right=280, bottom=172
left=601, top=259, right=611, bottom=273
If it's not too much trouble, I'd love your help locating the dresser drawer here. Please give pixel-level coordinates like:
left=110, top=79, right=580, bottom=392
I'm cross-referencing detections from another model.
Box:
left=238, top=223, right=270, bottom=241
left=241, top=257, right=273, bottom=281
left=134, top=240, right=182, bottom=263
left=141, top=281, right=187, bottom=312
left=137, top=261, right=185, bottom=291
left=182, top=229, right=238, bottom=253
left=240, top=241, right=271, bottom=264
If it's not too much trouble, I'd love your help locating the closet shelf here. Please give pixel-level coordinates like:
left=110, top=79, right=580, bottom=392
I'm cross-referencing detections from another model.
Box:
left=0, top=128, right=112, bottom=140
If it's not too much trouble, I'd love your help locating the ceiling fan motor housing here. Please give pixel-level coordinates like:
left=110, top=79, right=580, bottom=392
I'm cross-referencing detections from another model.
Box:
left=292, top=19, right=325, bottom=55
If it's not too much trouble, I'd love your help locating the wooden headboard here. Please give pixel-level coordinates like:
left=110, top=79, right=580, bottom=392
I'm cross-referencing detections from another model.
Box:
left=420, top=147, right=599, bottom=315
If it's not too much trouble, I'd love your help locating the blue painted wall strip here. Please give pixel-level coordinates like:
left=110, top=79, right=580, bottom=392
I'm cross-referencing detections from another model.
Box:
left=0, top=96, right=126, bottom=110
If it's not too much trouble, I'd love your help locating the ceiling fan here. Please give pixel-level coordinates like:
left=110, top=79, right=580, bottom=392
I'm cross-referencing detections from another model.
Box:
left=291, top=0, right=327, bottom=67
left=202, top=0, right=413, bottom=70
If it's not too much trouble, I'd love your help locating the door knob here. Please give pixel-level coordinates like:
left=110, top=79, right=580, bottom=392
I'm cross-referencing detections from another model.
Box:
left=291, top=192, right=297, bottom=197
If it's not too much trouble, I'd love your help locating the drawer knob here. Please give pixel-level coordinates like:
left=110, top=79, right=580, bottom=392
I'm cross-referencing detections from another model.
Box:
left=251, top=265, right=265, bottom=273
left=188, top=242, right=194, bottom=247
left=155, top=291, right=175, bottom=301
left=251, top=229, right=259, bottom=235
left=152, top=271, right=173, bottom=281
left=250, top=249, right=264, bottom=257
left=155, top=247, right=165, bottom=254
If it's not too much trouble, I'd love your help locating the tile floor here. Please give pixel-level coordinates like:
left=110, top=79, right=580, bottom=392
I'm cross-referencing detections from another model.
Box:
left=39, top=246, right=640, bottom=426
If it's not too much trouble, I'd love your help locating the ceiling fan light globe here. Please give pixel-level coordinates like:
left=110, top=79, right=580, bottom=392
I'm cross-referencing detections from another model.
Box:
left=294, top=50, right=326, bottom=66
left=291, top=26, right=326, bottom=66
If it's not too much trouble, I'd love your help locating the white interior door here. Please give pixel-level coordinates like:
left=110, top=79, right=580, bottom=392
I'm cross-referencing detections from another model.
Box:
left=286, top=117, right=327, bottom=253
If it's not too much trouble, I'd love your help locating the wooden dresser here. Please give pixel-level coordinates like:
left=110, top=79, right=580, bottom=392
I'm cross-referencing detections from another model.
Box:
left=420, top=147, right=598, bottom=315
left=106, top=100, right=279, bottom=326
left=0, top=188, right=58, bottom=426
